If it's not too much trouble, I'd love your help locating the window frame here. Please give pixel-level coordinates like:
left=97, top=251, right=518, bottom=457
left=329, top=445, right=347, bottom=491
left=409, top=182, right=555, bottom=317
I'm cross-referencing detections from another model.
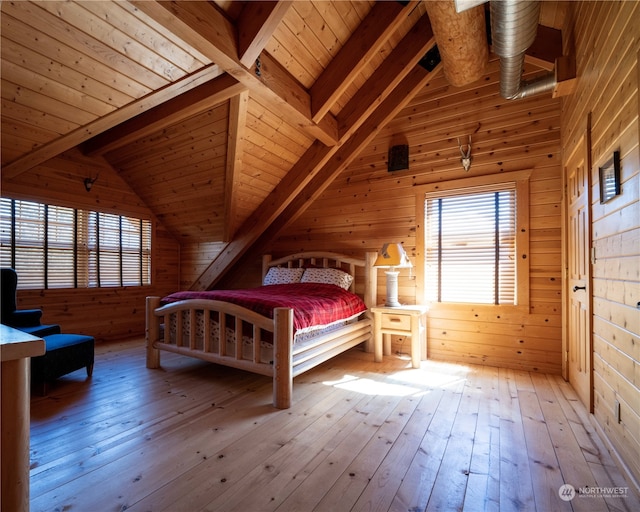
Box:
left=415, top=170, right=531, bottom=312
left=1, top=197, right=152, bottom=290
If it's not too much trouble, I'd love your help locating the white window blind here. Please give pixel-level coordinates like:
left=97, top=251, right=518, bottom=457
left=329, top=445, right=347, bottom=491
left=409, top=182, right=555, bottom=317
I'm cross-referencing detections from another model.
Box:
left=2, top=200, right=46, bottom=288
left=121, top=216, right=150, bottom=287
left=0, top=198, right=151, bottom=289
left=76, top=210, right=90, bottom=288
left=424, top=186, right=516, bottom=304
left=47, top=205, right=76, bottom=288
left=90, top=212, right=121, bottom=287
left=0, top=200, right=12, bottom=275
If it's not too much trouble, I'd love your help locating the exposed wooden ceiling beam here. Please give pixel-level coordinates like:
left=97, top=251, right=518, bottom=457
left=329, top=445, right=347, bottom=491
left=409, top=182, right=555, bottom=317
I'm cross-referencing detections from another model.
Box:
left=134, top=0, right=339, bottom=146
left=223, top=65, right=439, bottom=280
left=192, top=18, right=439, bottom=290
left=253, top=52, right=338, bottom=144
left=81, top=73, right=246, bottom=157
left=310, top=0, right=418, bottom=123
left=191, top=139, right=335, bottom=290
left=1, top=64, right=224, bottom=179
left=224, top=90, right=249, bottom=242
left=338, top=14, right=435, bottom=140
left=256, top=65, right=439, bottom=250
left=238, top=1, right=293, bottom=68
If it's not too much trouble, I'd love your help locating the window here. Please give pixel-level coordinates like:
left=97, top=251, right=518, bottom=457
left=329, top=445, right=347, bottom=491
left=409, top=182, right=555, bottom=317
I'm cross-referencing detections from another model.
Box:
left=0, top=198, right=151, bottom=289
left=417, top=171, right=530, bottom=307
left=424, top=187, right=515, bottom=304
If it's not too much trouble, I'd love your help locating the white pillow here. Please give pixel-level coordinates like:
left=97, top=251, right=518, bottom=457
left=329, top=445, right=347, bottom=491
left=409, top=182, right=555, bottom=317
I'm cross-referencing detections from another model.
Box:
left=300, top=268, right=353, bottom=290
left=263, top=267, right=305, bottom=285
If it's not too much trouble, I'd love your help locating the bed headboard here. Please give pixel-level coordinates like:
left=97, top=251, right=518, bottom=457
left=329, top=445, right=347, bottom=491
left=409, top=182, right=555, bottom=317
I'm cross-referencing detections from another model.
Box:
left=262, top=251, right=377, bottom=307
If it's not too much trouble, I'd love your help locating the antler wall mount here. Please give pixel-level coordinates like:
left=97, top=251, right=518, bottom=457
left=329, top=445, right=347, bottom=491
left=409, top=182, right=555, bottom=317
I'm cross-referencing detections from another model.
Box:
left=457, top=135, right=472, bottom=171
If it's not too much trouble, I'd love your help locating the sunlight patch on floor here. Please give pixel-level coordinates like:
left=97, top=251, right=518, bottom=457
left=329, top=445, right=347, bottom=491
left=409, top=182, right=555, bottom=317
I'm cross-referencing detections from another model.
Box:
left=390, top=365, right=469, bottom=389
left=323, top=360, right=470, bottom=397
left=323, top=374, right=425, bottom=397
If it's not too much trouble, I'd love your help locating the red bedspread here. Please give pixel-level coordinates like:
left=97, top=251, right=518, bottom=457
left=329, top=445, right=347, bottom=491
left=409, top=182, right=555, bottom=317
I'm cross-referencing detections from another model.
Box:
left=162, top=283, right=367, bottom=333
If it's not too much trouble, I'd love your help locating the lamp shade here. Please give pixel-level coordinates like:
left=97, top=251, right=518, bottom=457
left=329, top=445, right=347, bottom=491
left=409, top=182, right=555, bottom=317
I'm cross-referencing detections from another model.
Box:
left=373, top=243, right=412, bottom=268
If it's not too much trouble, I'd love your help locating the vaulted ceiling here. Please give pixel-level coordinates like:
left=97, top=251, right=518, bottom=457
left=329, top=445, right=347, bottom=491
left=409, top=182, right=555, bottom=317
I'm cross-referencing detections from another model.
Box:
left=0, top=0, right=568, bottom=288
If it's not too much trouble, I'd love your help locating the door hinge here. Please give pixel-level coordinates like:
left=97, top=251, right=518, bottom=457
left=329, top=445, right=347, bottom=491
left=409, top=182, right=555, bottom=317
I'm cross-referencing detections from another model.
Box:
left=591, top=247, right=596, bottom=265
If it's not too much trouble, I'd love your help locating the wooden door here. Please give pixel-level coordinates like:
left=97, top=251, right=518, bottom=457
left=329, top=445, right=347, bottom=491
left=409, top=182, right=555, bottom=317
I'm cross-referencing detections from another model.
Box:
left=566, top=137, right=592, bottom=411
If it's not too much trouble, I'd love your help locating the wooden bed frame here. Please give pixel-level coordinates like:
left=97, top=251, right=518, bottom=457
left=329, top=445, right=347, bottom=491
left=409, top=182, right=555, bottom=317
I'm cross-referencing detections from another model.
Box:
left=146, top=251, right=377, bottom=408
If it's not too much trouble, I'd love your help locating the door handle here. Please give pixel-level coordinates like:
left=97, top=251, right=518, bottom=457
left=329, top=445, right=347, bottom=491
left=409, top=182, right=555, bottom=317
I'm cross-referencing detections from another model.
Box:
left=573, top=285, right=586, bottom=292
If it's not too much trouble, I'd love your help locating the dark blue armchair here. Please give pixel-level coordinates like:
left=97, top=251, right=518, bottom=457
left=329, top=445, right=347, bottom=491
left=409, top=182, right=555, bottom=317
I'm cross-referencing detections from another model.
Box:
left=1, top=268, right=60, bottom=337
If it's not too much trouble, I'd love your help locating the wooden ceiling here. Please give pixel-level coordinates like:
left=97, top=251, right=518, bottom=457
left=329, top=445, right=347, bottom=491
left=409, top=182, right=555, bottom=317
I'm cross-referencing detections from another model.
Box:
left=0, top=0, right=567, bottom=288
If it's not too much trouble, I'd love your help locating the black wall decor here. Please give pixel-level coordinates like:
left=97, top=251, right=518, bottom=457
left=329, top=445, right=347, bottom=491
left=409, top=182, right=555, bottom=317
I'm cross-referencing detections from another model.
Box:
left=599, top=150, right=621, bottom=203
left=388, top=144, right=409, bottom=172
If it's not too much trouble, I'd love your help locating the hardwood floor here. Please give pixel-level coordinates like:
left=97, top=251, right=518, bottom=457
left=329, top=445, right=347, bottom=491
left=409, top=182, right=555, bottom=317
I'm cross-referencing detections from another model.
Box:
left=29, top=338, right=638, bottom=512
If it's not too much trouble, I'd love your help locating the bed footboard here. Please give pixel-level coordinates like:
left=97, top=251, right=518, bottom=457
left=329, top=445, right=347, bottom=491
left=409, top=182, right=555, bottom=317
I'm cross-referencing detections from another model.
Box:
left=146, top=296, right=295, bottom=408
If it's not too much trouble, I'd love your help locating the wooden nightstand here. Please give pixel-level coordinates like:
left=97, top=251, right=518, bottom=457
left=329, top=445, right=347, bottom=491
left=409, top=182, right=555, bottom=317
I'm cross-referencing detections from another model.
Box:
left=370, top=305, right=428, bottom=368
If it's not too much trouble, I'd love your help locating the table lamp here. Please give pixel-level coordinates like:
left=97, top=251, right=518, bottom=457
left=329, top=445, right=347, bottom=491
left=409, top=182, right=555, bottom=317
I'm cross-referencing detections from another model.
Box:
left=373, top=243, right=412, bottom=307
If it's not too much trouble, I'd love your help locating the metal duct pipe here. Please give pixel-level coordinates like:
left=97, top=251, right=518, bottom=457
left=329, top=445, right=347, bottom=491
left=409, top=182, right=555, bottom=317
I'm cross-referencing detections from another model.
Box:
left=509, top=72, right=557, bottom=99
left=490, top=0, right=555, bottom=99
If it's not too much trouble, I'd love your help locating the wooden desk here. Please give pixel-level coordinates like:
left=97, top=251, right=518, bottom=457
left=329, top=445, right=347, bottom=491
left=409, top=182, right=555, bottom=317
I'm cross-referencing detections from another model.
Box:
left=1, top=324, right=45, bottom=512
left=370, top=305, right=428, bottom=369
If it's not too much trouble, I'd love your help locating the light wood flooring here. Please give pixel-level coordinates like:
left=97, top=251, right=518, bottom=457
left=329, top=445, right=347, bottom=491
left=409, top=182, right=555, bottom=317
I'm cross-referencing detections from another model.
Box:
left=29, top=338, right=639, bottom=512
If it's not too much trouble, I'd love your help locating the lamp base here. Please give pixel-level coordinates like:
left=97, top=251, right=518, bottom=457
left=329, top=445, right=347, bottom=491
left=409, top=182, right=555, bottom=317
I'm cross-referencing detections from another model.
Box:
left=384, top=270, right=401, bottom=307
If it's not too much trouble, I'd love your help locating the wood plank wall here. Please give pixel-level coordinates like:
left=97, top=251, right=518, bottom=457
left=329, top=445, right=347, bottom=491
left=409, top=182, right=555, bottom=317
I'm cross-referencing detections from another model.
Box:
left=1, top=149, right=180, bottom=342
left=180, top=241, right=227, bottom=290
left=560, top=1, right=640, bottom=489
left=270, top=56, right=564, bottom=375
left=105, top=103, right=230, bottom=243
